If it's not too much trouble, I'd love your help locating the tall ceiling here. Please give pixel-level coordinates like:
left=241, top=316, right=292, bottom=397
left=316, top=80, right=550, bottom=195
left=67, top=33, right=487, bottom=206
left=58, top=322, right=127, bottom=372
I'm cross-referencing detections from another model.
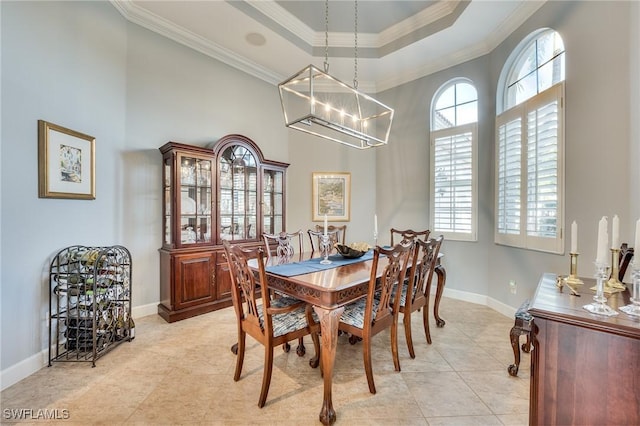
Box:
left=111, top=0, right=545, bottom=92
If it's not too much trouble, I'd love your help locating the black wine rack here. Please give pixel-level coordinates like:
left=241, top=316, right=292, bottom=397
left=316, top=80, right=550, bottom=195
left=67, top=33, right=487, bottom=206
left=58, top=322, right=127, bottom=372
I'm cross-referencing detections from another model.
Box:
left=48, top=245, right=133, bottom=367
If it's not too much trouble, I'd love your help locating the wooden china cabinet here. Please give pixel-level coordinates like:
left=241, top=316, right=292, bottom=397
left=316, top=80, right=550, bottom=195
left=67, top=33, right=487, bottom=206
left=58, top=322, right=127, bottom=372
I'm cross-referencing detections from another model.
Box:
left=158, top=134, right=288, bottom=322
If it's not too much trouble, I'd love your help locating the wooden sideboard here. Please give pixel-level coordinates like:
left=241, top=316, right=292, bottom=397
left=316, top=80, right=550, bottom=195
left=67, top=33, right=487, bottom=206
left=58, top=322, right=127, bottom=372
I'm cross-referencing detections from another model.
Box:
left=528, top=273, right=640, bottom=425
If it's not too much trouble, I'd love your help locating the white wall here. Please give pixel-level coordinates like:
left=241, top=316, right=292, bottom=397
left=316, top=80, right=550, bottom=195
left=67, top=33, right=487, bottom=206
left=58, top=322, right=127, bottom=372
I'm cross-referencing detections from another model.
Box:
left=287, top=130, right=377, bottom=249
left=376, top=1, right=637, bottom=308
left=1, top=1, right=127, bottom=385
left=631, top=1, right=640, bottom=222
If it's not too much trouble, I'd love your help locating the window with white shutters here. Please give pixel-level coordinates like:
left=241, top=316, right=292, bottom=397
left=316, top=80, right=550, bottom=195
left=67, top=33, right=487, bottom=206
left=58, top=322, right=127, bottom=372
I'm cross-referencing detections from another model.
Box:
left=495, top=29, right=565, bottom=253
left=430, top=80, right=477, bottom=242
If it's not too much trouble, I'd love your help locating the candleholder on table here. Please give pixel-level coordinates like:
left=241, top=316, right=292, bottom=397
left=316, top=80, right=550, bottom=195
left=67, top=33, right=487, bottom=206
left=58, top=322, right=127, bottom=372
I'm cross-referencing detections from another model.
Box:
left=619, top=266, right=640, bottom=317
left=583, top=261, right=618, bottom=316
left=606, top=247, right=626, bottom=292
left=563, top=252, right=584, bottom=294
left=591, top=248, right=626, bottom=294
left=319, top=234, right=332, bottom=265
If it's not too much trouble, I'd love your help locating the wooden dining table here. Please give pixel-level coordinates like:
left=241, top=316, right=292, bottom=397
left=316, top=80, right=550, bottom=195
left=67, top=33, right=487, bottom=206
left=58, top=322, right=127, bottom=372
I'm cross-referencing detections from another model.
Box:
left=247, top=250, right=447, bottom=425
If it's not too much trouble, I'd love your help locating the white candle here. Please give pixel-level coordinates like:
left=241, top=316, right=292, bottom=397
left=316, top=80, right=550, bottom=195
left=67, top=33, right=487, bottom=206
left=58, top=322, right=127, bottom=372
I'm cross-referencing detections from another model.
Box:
left=611, top=214, right=620, bottom=249
left=323, top=214, right=328, bottom=236
left=374, top=214, right=378, bottom=236
left=571, top=220, right=578, bottom=253
left=596, top=216, right=608, bottom=265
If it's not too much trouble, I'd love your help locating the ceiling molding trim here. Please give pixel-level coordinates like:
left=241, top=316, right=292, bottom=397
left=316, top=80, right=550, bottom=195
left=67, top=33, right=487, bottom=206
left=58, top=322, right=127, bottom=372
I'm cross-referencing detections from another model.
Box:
left=376, top=1, right=547, bottom=92
left=376, top=41, right=491, bottom=93
left=377, top=0, right=461, bottom=46
left=110, top=0, right=282, bottom=85
left=251, top=0, right=462, bottom=51
left=245, top=0, right=316, bottom=43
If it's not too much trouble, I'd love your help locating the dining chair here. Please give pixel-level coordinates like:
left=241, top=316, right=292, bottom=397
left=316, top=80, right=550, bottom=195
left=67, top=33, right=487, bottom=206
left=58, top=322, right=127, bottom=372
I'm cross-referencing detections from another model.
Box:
left=262, top=230, right=304, bottom=258
left=398, top=235, right=444, bottom=357
left=308, top=228, right=342, bottom=254
left=222, top=240, right=320, bottom=407
left=338, top=242, right=413, bottom=394
left=390, top=228, right=430, bottom=245
left=314, top=224, right=347, bottom=245
left=262, top=230, right=306, bottom=353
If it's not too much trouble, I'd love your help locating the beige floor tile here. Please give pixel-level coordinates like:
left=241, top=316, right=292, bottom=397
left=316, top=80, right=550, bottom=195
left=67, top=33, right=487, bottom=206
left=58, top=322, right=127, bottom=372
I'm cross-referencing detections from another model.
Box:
left=1, top=297, right=529, bottom=424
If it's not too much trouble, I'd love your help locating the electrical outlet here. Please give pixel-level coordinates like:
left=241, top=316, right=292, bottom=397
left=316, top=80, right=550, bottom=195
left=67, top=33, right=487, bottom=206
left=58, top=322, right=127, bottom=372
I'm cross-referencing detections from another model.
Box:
left=509, top=280, right=517, bottom=294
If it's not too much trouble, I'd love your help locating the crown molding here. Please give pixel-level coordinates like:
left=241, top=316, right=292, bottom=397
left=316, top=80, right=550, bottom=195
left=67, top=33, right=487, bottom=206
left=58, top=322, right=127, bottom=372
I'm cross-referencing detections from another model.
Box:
left=110, top=0, right=547, bottom=94
left=376, top=1, right=546, bottom=92
left=250, top=0, right=463, bottom=51
left=110, top=0, right=282, bottom=85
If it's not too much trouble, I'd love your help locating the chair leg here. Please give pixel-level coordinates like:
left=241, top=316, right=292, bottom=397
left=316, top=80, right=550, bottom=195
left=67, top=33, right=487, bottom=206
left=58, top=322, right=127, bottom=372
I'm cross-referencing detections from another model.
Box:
left=296, top=336, right=306, bottom=356
left=362, top=335, right=376, bottom=394
left=403, top=312, right=416, bottom=359
left=391, top=318, right=401, bottom=372
left=234, top=331, right=246, bottom=382
left=422, top=304, right=432, bottom=345
left=258, top=345, right=274, bottom=408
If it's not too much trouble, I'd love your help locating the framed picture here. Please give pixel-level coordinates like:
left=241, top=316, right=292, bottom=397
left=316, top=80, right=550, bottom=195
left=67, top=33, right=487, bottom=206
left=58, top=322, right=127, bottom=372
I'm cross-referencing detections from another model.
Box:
left=312, top=172, right=350, bottom=221
left=38, top=120, right=95, bottom=199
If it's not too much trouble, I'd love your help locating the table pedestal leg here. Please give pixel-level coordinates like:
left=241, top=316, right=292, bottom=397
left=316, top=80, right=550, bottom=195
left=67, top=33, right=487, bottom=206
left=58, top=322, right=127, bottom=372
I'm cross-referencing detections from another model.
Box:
left=434, top=263, right=447, bottom=328
left=313, top=305, right=344, bottom=426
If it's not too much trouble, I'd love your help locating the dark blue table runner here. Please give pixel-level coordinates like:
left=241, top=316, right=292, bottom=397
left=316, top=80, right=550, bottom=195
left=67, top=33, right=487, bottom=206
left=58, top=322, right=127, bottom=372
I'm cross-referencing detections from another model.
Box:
left=265, top=250, right=374, bottom=277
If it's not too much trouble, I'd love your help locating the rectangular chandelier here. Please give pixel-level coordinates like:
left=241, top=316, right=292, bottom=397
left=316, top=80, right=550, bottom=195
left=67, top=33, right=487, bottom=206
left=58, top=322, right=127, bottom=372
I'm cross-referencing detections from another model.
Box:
left=278, top=65, right=394, bottom=149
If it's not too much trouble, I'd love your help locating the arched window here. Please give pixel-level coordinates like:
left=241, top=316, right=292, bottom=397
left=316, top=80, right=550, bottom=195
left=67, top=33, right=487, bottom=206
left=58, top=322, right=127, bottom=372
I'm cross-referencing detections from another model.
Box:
left=430, top=79, right=478, bottom=241
left=495, top=29, right=565, bottom=253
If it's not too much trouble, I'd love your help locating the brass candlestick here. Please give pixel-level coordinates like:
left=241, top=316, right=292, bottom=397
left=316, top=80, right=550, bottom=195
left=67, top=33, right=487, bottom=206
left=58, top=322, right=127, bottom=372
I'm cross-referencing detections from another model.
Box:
left=606, top=248, right=626, bottom=292
left=565, top=252, right=584, bottom=294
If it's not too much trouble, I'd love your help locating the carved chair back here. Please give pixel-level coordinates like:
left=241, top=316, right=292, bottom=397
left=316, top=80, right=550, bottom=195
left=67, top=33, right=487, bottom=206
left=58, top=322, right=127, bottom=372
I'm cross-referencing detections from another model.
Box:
left=390, top=228, right=430, bottom=246
left=307, top=229, right=341, bottom=253
left=262, top=230, right=304, bottom=259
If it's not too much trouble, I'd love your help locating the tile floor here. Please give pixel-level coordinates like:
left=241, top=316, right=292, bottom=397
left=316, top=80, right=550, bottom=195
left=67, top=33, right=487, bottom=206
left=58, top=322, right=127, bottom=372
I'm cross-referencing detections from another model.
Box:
left=1, top=297, right=531, bottom=425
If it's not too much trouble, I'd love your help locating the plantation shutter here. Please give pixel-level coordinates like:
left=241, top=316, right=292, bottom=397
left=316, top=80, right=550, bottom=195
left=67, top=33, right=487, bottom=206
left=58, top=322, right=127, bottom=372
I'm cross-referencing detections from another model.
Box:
left=496, top=113, right=522, bottom=238
left=527, top=100, right=559, bottom=238
left=495, top=83, right=564, bottom=253
left=431, top=123, right=476, bottom=239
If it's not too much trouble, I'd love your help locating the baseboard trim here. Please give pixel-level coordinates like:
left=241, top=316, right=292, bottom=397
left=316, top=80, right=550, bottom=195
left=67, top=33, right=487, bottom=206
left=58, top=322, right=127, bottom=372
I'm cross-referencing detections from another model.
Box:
left=0, top=302, right=159, bottom=391
left=438, top=287, right=517, bottom=319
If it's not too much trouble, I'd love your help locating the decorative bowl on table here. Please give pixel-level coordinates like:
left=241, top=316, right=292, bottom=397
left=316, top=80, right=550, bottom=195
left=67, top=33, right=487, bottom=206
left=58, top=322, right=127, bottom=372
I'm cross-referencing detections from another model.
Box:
left=334, top=242, right=371, bottom=259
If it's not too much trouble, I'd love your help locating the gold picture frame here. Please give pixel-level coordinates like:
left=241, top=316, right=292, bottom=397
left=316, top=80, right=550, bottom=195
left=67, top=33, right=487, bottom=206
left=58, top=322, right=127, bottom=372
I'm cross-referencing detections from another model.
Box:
left=38, top=120, right=95, bottom=199
left=312, top=172, right=350, bottom=221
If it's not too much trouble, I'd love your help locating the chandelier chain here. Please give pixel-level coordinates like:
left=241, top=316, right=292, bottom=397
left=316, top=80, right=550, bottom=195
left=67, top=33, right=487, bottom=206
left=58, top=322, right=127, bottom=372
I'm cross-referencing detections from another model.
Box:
left=354, top=0, right=358, bottom=89
left=324, top=0, right=329, bottom=73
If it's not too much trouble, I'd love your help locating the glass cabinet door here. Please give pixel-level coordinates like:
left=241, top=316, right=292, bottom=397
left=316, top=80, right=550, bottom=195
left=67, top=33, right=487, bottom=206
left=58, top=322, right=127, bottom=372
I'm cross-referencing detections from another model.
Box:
left=178, top=154, right=212, bottom=245
left=218, top=145, right=257, bottom=241
left=263, top=168, right=284, bottom=235
left=163, top=159, right=172, bottom=246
